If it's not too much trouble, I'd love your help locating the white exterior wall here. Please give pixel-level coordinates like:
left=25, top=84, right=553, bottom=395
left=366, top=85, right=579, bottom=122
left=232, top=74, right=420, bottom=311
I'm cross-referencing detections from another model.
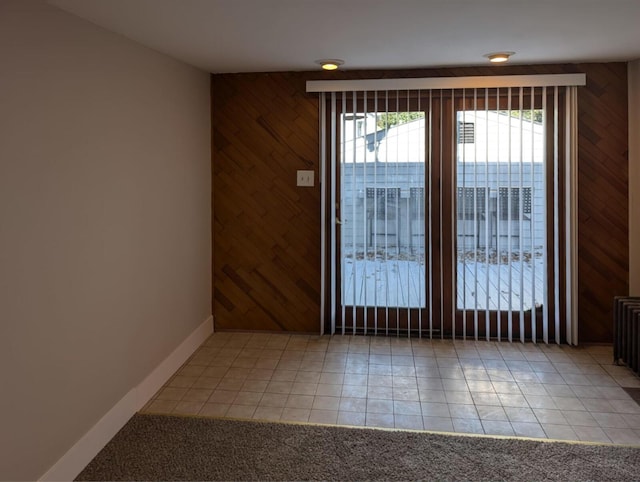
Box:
left=340, top=112, right=545, bottom=252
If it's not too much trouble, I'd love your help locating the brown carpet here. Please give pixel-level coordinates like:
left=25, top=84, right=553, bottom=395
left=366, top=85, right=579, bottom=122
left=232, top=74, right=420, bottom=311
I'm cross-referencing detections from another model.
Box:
left=76, top=413, right=640, bottom=481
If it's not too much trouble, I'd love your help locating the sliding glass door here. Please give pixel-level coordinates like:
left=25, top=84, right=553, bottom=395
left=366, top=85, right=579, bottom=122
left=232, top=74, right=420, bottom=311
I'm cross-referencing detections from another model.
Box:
left=454, top=90, right=552, bottom=342
left=334, top=93, right=455, bottom=337
left=337, top=95, right=430, bottom=335
left=315, top=77, right=581, bottom=343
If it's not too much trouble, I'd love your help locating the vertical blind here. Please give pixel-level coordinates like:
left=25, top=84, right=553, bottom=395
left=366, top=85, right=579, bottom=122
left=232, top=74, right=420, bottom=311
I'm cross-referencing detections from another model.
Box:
left=310, top=74, right=585, bottom=344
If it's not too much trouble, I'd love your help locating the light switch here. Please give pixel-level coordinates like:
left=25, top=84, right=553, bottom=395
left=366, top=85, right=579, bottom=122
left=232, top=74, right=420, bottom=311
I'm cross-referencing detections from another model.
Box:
left=297, top=170, right=314, bottom=187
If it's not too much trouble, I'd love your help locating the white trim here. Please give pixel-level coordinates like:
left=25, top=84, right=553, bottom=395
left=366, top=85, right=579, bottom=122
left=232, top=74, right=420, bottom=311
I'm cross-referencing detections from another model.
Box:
left=39, top=315, right=214, bottom=482
left=306, top=74, right=586, bottom=93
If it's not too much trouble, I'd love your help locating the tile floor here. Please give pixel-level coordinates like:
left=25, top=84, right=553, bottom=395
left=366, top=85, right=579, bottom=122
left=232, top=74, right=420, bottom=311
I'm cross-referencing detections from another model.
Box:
left=142, top=332, right=640, bottom=446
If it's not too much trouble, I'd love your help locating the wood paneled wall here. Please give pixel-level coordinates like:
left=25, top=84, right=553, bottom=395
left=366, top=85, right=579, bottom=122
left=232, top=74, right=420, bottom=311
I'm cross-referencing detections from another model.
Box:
left=212, top=63, right=628, bottom=342
left=212, top=72, right=321, bottom=332
left=575, top=63, right=628, bottom=342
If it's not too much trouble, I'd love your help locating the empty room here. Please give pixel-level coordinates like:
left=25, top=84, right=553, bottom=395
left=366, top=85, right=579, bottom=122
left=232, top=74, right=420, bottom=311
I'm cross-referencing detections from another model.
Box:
left=2, top=0, right=640, bottom=480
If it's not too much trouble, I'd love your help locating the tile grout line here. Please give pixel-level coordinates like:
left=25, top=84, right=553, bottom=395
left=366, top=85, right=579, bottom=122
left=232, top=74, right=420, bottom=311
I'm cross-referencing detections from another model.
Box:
left=142, top=332, right=640, bottom=445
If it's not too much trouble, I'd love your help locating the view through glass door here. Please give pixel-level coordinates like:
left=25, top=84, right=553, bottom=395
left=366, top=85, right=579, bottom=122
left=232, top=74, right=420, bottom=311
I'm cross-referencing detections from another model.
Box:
left=334, top=92, right=552, bottom=339
left=336, top=95, right=441, bottom=336
left=454, top=93, right=550, bottom=341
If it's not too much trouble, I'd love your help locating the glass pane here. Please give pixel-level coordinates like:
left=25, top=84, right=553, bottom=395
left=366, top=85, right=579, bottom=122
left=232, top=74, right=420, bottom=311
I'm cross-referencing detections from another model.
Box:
left=340, top=112, right=426, bottom=308
left=456, top=109, right=545, bottom=311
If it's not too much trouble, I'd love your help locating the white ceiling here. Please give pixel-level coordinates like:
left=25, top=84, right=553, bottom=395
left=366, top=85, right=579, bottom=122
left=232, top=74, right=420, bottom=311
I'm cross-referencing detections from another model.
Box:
left=50, top=0, right=640, bottom=73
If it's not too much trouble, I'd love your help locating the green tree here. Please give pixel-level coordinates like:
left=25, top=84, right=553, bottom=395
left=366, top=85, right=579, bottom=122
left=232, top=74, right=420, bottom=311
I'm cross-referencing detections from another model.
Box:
left=498, top=109, right=543, bottom=123
left=377, top=112, right=425, bottom=130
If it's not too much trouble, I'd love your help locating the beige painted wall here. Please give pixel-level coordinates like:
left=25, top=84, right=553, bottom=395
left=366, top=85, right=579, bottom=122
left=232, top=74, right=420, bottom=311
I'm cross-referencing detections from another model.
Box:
left=630, top=59, right=640, bottom=295
left=0, top=1, right=211, bottom=479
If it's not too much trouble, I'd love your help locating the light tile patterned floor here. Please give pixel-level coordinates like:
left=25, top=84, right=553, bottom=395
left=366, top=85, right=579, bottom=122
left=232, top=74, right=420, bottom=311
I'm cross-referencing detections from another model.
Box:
left=142, top=332, right=640, bottom=446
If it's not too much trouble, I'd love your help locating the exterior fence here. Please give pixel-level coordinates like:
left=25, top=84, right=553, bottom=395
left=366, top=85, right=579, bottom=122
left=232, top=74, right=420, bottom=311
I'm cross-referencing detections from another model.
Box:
left=340, top=161, right=545, bottom=255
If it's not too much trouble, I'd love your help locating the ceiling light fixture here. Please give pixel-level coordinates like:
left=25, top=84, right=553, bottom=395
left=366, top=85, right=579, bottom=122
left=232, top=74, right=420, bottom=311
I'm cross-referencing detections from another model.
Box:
left=316, top=59, right=344, bottom=71
left=485, top=52, right=515, bottom=63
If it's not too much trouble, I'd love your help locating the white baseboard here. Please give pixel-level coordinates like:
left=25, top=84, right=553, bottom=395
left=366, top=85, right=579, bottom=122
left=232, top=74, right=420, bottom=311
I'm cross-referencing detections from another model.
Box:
left=39, top=315, right=214, bottom=481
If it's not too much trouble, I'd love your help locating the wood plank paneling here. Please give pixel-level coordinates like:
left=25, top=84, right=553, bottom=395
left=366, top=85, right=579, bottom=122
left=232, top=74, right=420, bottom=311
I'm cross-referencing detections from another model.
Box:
left=575, top=63, right=628, bottom=342
left=212, top=63, right=628, bottom=341
left=212, top=72, right=321, bottom=332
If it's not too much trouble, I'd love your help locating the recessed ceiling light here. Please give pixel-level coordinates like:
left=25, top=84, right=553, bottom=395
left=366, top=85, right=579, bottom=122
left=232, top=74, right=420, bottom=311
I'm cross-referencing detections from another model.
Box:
left=484, top=52, right=515, bottom=63
left=316, top=59, right=344, bottom=71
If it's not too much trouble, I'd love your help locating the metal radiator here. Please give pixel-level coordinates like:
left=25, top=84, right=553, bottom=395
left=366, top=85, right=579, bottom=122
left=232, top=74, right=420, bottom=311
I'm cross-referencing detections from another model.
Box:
left=613, top=296, right=640, bottom=374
